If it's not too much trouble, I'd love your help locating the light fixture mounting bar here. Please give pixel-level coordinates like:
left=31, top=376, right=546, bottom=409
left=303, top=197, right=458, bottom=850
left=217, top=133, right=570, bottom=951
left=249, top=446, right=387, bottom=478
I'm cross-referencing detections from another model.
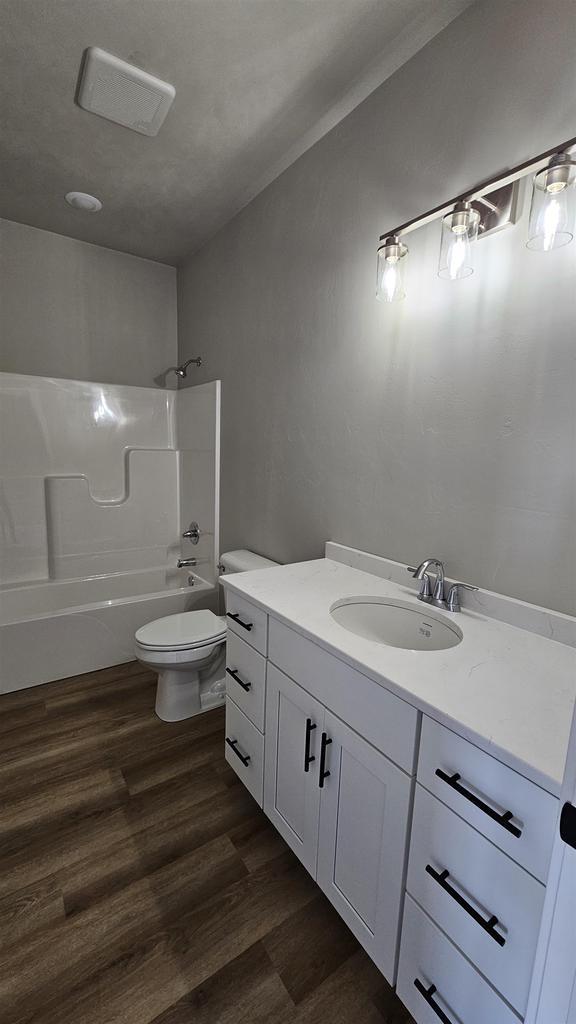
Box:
left=379, top=133, right=576, bottom=243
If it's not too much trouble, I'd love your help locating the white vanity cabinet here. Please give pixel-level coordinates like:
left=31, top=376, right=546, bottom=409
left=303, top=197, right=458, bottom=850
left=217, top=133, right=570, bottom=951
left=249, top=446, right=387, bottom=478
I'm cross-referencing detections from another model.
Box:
left=224, top=595, right=268, bottom=806
left=223, top=583, right=561, bottom=1021
left=398, top=718, right=557, bottom=1022
left=265, top=661, right=413, bottom=981
left=316, top=707, right=413, bottom=977
left=264, top=663, right=324, bottom=875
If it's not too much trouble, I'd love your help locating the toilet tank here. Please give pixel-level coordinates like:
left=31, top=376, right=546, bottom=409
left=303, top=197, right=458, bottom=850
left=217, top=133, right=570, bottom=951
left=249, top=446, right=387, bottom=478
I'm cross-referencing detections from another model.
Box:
left=219, top=549, right=278, bottom=575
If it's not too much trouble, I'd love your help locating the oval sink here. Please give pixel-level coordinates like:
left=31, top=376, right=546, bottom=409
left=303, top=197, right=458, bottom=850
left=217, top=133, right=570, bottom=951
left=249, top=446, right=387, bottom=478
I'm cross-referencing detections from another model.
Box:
left=330, top=597, right=463, bottom=651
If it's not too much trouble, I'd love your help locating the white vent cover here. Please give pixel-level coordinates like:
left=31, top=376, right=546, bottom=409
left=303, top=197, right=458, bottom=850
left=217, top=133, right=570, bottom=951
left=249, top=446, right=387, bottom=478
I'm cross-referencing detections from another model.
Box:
left=77, top=47, right=175, bottom=137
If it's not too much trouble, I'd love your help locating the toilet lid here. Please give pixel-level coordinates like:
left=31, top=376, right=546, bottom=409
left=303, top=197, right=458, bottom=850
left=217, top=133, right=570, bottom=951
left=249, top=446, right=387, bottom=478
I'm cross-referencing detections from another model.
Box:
left=136, top=610, right=226, bottom=650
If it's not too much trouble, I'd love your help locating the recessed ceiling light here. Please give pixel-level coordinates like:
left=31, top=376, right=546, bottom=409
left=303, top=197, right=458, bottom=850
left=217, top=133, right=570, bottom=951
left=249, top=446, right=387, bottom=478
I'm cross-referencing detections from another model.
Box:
left=65, top=191, right=103, bottom=213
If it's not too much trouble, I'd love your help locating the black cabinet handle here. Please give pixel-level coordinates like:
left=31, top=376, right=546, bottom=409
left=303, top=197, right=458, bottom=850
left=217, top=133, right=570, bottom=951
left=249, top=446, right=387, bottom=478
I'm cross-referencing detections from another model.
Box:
left=226, top=737, right=251, bottom=767
left=304, top=718, right=317, bottom=772
left=227, top=612, right=253, bottom=632
left=435, top=769, right=522, bottom=839
left=414, top=980, right=453, bottom=1024
left=226, top=667, right=251, bottom=692
left=425, top=864, right=505, bottom=946
left=560, top=802, right=576, bottom=849
left=318, top=733, right=332, bottom=788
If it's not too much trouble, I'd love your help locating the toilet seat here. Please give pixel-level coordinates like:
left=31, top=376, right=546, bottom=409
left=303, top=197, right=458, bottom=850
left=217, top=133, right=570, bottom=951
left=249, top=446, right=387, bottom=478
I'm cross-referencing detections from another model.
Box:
left=135, top=610, right=226, bottom=651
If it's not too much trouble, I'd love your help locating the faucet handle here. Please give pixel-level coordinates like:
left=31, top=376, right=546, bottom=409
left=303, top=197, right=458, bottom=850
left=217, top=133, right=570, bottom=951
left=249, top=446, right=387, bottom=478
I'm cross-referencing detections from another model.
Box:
left=447, top=581, right=479, bottom=612
left=182, top=521, right=201, bottom=544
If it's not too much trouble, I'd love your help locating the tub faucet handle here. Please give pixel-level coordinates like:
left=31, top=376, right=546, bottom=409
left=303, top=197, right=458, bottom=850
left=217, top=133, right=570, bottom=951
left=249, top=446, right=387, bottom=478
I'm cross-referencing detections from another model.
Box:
left=182, top=521, right=201, bottom=545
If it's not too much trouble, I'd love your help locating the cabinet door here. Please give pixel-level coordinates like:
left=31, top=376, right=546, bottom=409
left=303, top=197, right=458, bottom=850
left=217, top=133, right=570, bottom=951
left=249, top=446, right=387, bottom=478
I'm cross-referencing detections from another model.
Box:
left=264, top=664, right=324, bottom=876
left=317, top=709, right=413, bottom=983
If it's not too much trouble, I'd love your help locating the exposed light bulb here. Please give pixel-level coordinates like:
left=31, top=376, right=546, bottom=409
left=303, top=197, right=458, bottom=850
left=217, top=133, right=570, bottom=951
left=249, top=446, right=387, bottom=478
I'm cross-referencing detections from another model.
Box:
left=541, top=196, right=562, bottom=251
left=447, top=235, right=467, bottom=279
left=382, top=258, right=400, bottom=302
left=546, top=180, right=567, bottom=194
left=438, top=201, right=479, bottom=280
left=376, top=235, right=407, bottom=303
left=527, top=153, right=575, bottom=251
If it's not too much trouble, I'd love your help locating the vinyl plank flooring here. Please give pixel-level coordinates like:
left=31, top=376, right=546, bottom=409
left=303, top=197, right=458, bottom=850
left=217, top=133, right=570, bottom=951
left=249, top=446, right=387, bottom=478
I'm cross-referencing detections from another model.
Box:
left=0, top=701, right=47, bottom=735
left=0, top=879, right=64, bottom=950
left=229, top=813, right=293, bottom=872
left=13, top=850, right=317, bottom=1024
left=263, top=894, right=359, bottom=1005
left=294, top=949, right=409, bottom=1024
left=150, top=942, right=295, bottom=1024
left=0, top=765, right=128, bottom=841
left=121, top=727, right=224, bottom=795
left=0, top=661, right=412, bottom=1024
left=0, top=836, right=247, bottom=1021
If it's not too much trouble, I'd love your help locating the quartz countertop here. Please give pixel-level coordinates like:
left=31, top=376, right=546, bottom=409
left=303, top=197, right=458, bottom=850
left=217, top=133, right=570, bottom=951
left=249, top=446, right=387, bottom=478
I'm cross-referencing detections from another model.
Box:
left=222, top=557, right=576, bottom=795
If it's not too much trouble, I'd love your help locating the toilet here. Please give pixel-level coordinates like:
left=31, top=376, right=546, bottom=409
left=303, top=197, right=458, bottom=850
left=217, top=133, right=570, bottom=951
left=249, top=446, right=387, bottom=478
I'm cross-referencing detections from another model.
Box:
left=135, top=549, right=277, bottom=722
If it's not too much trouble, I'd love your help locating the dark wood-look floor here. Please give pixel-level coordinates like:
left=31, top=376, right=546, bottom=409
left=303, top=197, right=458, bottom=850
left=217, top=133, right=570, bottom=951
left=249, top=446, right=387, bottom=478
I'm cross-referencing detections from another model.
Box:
left=0, top=662, right=414, bottom=1024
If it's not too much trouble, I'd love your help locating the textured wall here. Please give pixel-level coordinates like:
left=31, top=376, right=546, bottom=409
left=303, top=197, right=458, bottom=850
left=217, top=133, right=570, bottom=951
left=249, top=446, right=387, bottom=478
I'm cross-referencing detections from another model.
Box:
left=0, top=219, right=177, bottom=387
left=178, top=0, right=576, bottom=614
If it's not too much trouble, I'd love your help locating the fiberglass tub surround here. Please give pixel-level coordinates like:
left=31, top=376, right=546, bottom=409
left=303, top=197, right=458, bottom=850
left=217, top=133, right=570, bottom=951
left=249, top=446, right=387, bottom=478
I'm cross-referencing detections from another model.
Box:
left=0, top=372, right=220, bottom=693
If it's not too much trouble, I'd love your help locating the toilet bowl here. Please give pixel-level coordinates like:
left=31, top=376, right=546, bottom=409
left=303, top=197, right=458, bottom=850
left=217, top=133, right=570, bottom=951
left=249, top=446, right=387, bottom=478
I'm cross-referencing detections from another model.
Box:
left=135, top=609, right=227, bottom=721
left=134, top=549, right=278, bottom=722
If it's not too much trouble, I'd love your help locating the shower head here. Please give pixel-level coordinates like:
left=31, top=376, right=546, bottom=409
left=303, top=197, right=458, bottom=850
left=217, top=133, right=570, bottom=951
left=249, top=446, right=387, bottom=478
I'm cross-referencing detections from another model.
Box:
left=173, top=357, right=202, bottom=378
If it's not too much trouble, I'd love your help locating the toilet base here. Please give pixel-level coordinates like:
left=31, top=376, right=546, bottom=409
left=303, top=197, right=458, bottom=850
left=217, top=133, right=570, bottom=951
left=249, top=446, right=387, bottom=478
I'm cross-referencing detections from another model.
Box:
left=155, top=668, right=226, bottom=722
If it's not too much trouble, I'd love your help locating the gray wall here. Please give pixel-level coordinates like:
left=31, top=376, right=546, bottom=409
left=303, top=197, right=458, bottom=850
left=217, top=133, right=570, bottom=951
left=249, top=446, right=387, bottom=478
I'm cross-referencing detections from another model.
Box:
left=0, top=219, right=177, bottom=387
left=179, top=0, right=576, bottom=615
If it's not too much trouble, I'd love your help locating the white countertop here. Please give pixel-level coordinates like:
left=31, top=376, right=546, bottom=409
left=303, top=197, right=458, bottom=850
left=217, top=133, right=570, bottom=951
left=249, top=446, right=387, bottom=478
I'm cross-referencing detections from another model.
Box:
left=222, top=557, right=576, bottom=795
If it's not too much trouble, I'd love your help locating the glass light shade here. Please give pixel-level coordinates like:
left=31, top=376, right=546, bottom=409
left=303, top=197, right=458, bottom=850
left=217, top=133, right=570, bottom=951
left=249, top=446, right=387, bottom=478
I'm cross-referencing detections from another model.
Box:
left=438, top=202, right=480, bottom=280
left=376, top=235, right=408, bottom=303
left=527, top=155, right=576, bottom=251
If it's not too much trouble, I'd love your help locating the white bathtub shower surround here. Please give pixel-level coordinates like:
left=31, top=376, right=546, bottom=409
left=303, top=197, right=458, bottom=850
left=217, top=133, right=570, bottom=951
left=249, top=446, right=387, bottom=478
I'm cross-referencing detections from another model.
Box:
left=0, top=569, right=214, bottom=693
left=0, top=372, right=221, bottom=693
left=0, top=373, right=177, bottom=584
left=177, top=381, right=221, bottom=583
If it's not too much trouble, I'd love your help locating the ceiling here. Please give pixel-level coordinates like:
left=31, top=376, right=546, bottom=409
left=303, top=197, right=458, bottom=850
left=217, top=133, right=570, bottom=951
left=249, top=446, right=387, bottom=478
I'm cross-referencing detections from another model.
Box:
left=0, top=0, right=473, bottom=265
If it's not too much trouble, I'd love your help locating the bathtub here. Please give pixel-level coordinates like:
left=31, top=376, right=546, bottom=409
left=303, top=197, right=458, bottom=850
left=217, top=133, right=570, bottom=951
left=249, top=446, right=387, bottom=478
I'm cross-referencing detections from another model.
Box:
left=0, top=568, right=217, bottom=694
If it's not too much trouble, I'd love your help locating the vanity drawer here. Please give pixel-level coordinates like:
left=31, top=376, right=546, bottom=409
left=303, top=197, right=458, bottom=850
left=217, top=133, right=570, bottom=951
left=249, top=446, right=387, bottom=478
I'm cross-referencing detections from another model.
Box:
left=407, top=784, right=545, bottom=1016
left=268, top=618, right=418, bottom=774
left=418, top=716, right=558, bottom=881
left=226, top=631, right=266, bottom=732
left=398, top=895, right=519, bottom=1024
left=225, top=697, right=264, bottom=806
left=225, top=593, right=268, bottom=656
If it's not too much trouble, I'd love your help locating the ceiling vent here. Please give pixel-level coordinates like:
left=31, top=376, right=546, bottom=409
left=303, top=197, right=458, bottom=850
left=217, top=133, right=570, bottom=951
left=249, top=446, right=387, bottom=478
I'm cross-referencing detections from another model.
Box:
left=77, top=47, right=175, bottom=137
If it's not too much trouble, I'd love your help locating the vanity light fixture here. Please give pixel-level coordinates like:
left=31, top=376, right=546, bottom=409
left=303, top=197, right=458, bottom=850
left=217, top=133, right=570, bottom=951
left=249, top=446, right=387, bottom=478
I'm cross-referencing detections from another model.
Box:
left=527, top=152, right=576, bottom=251
left=376, top=134, right=576, bottom=302
left=438, top=201, right=480, bottom=280
left=376, top=234, right=408, bottom=303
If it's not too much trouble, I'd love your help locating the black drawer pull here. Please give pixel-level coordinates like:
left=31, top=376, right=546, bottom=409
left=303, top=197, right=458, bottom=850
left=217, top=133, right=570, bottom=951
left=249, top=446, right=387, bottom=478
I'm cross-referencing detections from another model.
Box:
left=227, top=612, right=253, bottom=632
left=226, top=737, right=251, bottom=767
left=414, top=980, right=453, bottom=1024
left=304, top=718, right=317, bottom=772
left=318, top=733, right=332, bottom=788
left=435, top=769, right=522, bottom=838
left=560, top=801, right=576, bottom=849
left=226, top=667, right=251, bottom=692
left=426, top=864, right=505, bottom=946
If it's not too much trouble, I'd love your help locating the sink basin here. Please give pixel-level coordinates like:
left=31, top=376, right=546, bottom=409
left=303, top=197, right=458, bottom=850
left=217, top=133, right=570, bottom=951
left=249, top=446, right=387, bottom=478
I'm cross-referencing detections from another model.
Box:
left=330, top=597, right=463, bottom=651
